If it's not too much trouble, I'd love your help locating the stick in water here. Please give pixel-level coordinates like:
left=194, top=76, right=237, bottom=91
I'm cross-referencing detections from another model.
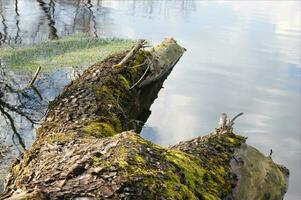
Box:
left=29, top=66, right=41, bottom=86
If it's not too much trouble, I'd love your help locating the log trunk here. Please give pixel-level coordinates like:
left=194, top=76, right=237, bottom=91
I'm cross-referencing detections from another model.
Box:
left=0, top=39, right=288, bottom=200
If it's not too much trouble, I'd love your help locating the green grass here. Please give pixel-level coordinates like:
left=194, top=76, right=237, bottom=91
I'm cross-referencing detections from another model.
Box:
left=0, top=34, right=135, bottom=71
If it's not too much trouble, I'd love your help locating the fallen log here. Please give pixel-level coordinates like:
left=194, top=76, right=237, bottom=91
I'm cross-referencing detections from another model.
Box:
left=0, top=38, right=288, bottom=200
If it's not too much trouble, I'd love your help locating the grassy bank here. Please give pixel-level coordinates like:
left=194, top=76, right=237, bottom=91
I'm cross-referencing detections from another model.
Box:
left=0, top=35, right=135, bottom=71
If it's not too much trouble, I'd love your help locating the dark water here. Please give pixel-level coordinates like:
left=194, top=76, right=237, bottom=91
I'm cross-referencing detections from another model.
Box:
left=0, top=1, right=300, bottom=199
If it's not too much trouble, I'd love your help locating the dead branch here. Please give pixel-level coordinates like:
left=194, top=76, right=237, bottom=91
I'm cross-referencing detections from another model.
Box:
left=130, top=56, right=152, bottom=90
left=230, top=112, right=244, bottom=125
left=217, top=112, right=244, bottom=133
left=28, top=66, right=41, bottom=87
left=112, top=39, right=145, bottom=69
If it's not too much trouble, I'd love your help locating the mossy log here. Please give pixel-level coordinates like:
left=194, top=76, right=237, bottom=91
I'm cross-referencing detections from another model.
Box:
left=0, top=39, right=288, bottom=200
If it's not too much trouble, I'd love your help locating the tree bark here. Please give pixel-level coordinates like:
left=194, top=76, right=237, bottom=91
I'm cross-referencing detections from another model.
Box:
left=0, top=38, right=288, bottom=200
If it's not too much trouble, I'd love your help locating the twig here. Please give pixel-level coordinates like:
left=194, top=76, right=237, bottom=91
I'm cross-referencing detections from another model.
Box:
left=29, top=66, right=41, bottom=86
left=130, top=56, right=152, bottom=90
left=112, top=39, right=145, bottom=68
left=269, top=149, right=273, bottom=157
left=229, top=112, right=244, bottom=126
left=131, top=60, right=147, bottom=69
left=217, top=112, right=244, bottom=133
left=130, top=64, right=151, bottom=90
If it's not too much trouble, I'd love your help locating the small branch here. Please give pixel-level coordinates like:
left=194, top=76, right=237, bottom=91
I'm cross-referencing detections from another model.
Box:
left=29, top=66, right=41, bottom=87
left=229, top=112, right=244, bottom=127
left=112, top=39, right=145, bottom=69
left=217, top=112, right=244, bottom=133
left=130, top=56, right=152, bottom=90
left=130, top=64, right=151, bottom=90
left=228, top=113, right=243, bottom=129
left=131, top=60, right=147, bottom=69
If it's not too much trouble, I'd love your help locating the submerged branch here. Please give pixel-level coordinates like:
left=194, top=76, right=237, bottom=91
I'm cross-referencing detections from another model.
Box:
left=28, top=66, right=41, bottom=87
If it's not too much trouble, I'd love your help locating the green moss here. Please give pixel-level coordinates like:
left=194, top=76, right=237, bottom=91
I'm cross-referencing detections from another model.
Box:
left=11, top=130, right=247, bottom=199
left=105, top=114, right=123, bottom=133
left=91, top=141, right=129, bottom=171
left=163, top=179, right=197, bottom=200
left=116, top=160, right=129, bottom=168
left=82, top=122, right=116, bottom=138
left=103, top=134, right=222, bottom=199
left=43, top=133, right=75, bottom=144
left=164, top=132, right=246, bottom=199
left=117, top=74, right=130, bottom=89
left=127, top=67, right=139, bottom=83
left=133, top=154, right=146, bottom=165
left=163, top=150, right=223, bottom=199
left=166, top=150, right=205, bottom=189
left=124, top=49, right=149, bottom=82
left=94, top=85, right=110, bottom=96
left=87, top=50, right=150, bottom=136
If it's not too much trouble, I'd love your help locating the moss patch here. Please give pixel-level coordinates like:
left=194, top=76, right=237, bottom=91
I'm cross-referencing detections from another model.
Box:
left=36, top=47, right=149, bottom=139
left=84, top=132, right=245, bottom=200
left=41, top=132, right=77, bottom=145
left=170, top=132, right=246, bottom=199
left=82, top=122, right=116, bottom=138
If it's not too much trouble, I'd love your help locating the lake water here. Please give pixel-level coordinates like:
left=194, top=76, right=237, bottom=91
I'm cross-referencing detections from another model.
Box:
left=0, top=1, right=300, bottom=199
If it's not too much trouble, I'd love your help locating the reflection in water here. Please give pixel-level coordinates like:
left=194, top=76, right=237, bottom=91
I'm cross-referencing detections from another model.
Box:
left=0, top=0, right=196, bottom=46
left=86, top=0, right=98, bottom=37
left=0, top=1, right=300, bottom=199
left=0, top=4, right=8, bottom=46
left=14, top=0, right=21, bottom=44
left=0, top=63, right=70, bottom=191
left=36, top=0, right=59, bottom=40
left=0, top=62, right=69, bottom=147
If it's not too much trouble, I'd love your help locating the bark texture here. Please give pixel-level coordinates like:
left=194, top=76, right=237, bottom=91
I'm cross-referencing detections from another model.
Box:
left=0, top=38, right=288, bottom=200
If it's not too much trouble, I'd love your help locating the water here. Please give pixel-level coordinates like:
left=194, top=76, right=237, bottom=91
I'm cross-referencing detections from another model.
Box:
left=0, top=1, right=300, bottom=199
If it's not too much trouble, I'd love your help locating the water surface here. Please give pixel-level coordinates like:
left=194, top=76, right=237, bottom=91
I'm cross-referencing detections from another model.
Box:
left=0, top=1, right=300, bottom=199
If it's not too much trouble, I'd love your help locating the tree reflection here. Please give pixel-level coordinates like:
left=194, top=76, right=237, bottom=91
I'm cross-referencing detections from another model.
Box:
left=36, top=0, right=59, bottom=40
left=85, top=0, right=98, bottom=37
left=0, top=62, right=46, bottom=151
left=0, top=3, right=8, bottom=46
left=0, top=0, right=196, bottom=148
left=14, top=0, right=21, bottom=44
left=0, top=0, right=195, bottom=46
